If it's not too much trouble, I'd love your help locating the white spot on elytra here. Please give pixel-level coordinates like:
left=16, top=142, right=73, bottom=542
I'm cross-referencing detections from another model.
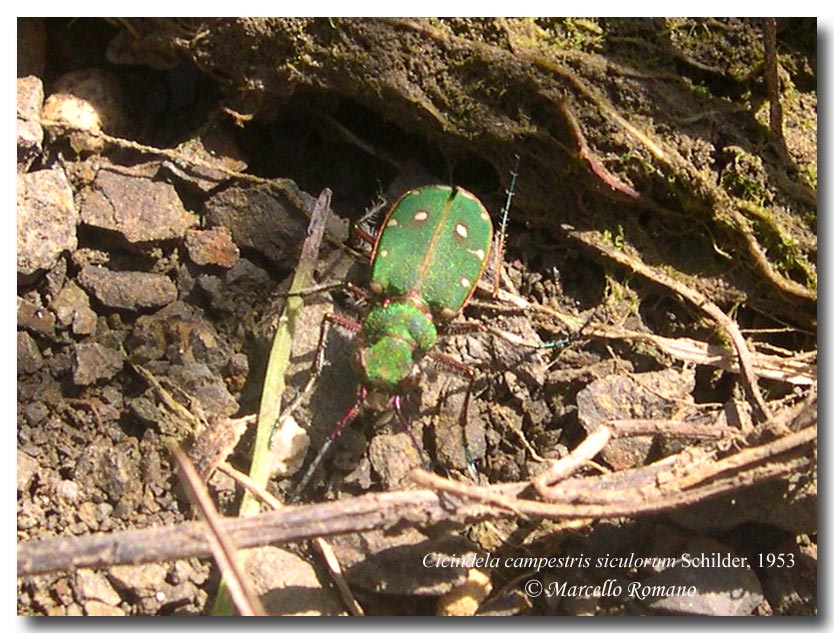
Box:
left=387, top=219, right=399, bottom=227
left=469, top=248, right=485, bottom=261
left=460, top=277, right=471, bottom=288
left=481, top=211, right=489, bottom=221
left=455, top=223, right=468, bottom=239
left=379, top=249, right=388, bottom=258
left=413, top=210, right=429, bottom=224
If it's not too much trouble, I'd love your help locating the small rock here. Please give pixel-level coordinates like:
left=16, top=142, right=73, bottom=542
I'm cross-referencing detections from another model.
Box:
left=17, top=331, right=43, bottom=374
left=76, top=501, right=99, bottom=529
left=127, top=301, right=232, bottom=370
left=78, top=265, right=177, bottom=311
left=54, top=479, right=81, bottom=503
left=436, top=568, right=493, bottom=616
left=83, top=601, right=125, bottom=616
left=184, top=226, right=240, bottom=268
left=78, top=168, right=197, bottom=243
left=17, top=75, right=43, bottom=172
left=245, top=546, right=345, bottom=615
left=165, top=362, right=238, bottom=419
left=577, top=368, right=696, bottom=469
left=205, top=183, right=309, bottom=268
left=642, top=537, right=763, bottom=615
left=17, top=167, right=78, bottom=277
left=75, top=569, right=122, bottom=607
left=368, top=432, right=422, bottom=489
left=72, top=341, right=125, bottom=385
left=76, top=444, right=141, bottom=505
left=268, top=416, right=309, bottom=478
left=17, top=450, right=39, bottom=491
left=224, top=352, right=249, bottom=393
left=22, top=401, right=49, bottom=424
left=51, top=280, right=97, bottom=335
left=42, top=69, right=127, bottom=153
left=17, top=296, right=55, bottom=336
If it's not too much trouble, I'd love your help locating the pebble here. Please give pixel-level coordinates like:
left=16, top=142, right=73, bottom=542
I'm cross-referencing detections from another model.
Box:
left=17, top=450, right=39, bottom=491
left=17, top=331, right=43, bottom=374
left=17, top=75, right=43, bottom=172
left=84, top=601, right=125, bottom=616
left=17, top=296, right=56, bottom=337
left=72, top=341, right=125, bottom=386
left=642, top=537, right=763, bottom=615
left=17, top=167, right=78, bottom=277
left=21, top=401, right=49, bottom=425
left=577, top=368, right=696, bottom=469
left=78, top=265, right=177, bottom=311
left=51, top=280, right=97, bottom=335
left=75, top=569, right=122, bottom=607
left=205, top=183, right=308, bottom=268
left=42, top=69, right=127, bottom=153
left=78, top=168, right=197, bottom=243
left=245, top=546, right=345, bottom=615
left=184, top=226, right=240, bottom=268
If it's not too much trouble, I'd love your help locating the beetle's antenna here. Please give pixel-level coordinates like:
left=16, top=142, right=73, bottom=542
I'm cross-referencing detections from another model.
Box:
left=493, top=153, right=521, bottom=296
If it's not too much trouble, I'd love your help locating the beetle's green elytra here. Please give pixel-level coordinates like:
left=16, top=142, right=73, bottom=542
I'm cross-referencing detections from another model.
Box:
left=369, top=186, right=493, bottom=319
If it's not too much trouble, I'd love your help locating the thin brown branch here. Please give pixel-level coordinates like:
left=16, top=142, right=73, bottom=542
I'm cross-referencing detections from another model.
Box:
left=531, top=426, right=612, bottom=495
left=171, top=445, right=265, bottom=616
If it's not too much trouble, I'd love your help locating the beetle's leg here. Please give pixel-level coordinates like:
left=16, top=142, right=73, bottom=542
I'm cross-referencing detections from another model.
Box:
left=290, top=385, right=368, bottom=501
left=272, top=312, right=362, bottom=445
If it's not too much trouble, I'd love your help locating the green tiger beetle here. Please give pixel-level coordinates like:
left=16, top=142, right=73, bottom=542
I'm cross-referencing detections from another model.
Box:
left=290, top=163, right=522, bottom=498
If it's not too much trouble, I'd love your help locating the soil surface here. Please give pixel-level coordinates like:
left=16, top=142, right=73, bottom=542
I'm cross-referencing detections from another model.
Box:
left=17, top=18, right=816, bottom=616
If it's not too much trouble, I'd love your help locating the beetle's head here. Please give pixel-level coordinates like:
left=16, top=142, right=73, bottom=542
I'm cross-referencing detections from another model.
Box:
left=355, top=336, right=421, bottom=393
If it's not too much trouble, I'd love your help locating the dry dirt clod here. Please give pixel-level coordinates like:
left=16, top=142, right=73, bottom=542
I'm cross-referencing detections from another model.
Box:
left=17, top=75, right=43, bottom=172
left=184, top=227, right=240, bottom=268
left=576, top=368, right=697, bottom=469
left=51, top=280, right=97, bottom=336
left=77, top=265, right=178, bottom=311
left=42, top=68, right=128, bottom=153
left=72, top=341, right=125, bottom=386
left=17, top=167, right=77, bottom=278
left=78, top=168, right=198, bottom=243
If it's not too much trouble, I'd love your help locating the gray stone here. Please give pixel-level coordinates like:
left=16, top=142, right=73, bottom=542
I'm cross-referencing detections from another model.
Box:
left=17, top=75, right=43, bottom=172
left=17, top=330, right=43, bottom=374
left=73, top=341, right=125, bottom=385
left=17, top=168, right=78, bottom=276
left=75, top=569, right=122, bottom=607
left=79, top=168, right=197, bottom=243
left=78, top=265, right=177, bottom=311
left=51, top=280, right=97, bottom=335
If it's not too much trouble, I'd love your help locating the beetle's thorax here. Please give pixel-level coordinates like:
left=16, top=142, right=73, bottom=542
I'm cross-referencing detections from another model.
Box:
left=355, top=294, right=438, bottom=392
